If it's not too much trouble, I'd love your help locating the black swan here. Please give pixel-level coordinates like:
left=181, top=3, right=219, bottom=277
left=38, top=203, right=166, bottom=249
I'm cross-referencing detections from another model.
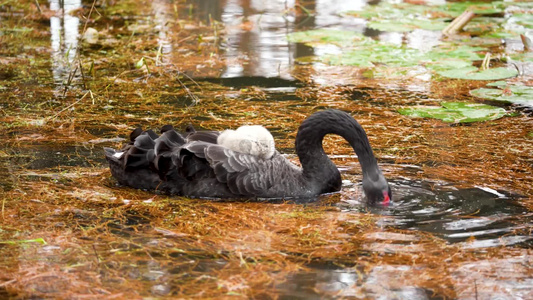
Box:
left=104, top=109, right=391, bottom=204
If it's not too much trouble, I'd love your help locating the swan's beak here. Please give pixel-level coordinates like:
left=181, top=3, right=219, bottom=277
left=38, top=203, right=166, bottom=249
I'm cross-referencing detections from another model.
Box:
left=382, top=191, right=390, bottom=206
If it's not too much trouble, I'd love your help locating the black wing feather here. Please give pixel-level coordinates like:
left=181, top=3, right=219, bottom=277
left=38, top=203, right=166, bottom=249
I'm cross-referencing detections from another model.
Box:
left=187, top=131, right=220, bottom=144
left=108, top=125, right=285, bottom=198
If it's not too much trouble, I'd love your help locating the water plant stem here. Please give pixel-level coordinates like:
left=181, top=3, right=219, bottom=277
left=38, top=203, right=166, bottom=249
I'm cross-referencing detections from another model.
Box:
left=520, top=34, right=532, bottom=51
left=49, top=90, right=93, bottom=122
left=296, top=4, right=311, bottom=17
left=481, top=53, right=491, bottom=71
left=33, top=0, right=42, bottom=14
left=443, top=10, right=475, bottom=35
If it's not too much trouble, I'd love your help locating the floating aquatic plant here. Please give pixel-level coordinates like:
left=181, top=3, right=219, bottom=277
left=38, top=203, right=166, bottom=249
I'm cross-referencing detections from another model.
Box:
left=1, top=1, right=532, bottom=299
left=344, top=1, right=508, bottom=34
left=471, top=82, right=533, bottom=106
left=287, top=29, right=520, bottom=80
left=437, top=66, right=518, bottom=80
left=398, top=102, right=507, bottom=123
left=366, top=18, right=447, bottom=33
left=323, top=44, right=423, bottom=68
left=286, top=29, right=369, bottom=47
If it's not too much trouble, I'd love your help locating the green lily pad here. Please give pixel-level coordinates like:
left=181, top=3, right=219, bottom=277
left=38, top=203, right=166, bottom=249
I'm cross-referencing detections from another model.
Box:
left=367, top=18, right=447, bottom=32
left=437, top=67, right=518, bottom=80
left=323, top=44, right=423, bottom=67
left=480, top=12, right=533, bottom=38
left=346, top=1, right=505, bottom=22
left=288, top=29, right=425, bottom=68
left=287, top=29, right=368, bottom=47
left=346, top=3, right=448, bottom=32
left=399, top=102, right=507, bottom=123
left=509, top=51, right=533, bottom=63
left=505, top=1, right=533, bottom=9
left=362, top=66, right=418, bottom=79
left=486, top=81, right=507, bottom=87
left=437, top=1, right=505, bottom=16
left=470, top=85, right=533, bottom=106
left=346, top=1, right=504, bottom=20
left=464, top=17, right=504, bottom=35
left=425, top=59, right=474, bottom=71
left=424, top=45, right=484, bottom=62
left=344, top=3, right=429, bottom=20
left=323, top=50, right=375, bottom=67
left=508, top=13, right=533, bottom=29
left=287, top=13, right=522, bottom=80
left=421, top=46, right=485, bottom=73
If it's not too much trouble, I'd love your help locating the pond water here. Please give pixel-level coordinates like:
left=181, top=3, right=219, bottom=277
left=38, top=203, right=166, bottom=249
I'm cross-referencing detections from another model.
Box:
left=193, top=0, right=443, bottom=80
left=1, top=0, right=532, bottom=298
left=339, top=178, right=531, bottom=245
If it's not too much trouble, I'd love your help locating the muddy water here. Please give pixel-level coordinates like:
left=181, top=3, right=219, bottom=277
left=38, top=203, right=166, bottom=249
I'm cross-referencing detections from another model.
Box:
left=1, top=0, right=532, bottom=299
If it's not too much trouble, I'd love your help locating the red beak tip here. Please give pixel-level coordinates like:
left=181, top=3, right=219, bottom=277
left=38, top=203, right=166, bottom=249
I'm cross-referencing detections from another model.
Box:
left=382, top=192, right=391, bottom=205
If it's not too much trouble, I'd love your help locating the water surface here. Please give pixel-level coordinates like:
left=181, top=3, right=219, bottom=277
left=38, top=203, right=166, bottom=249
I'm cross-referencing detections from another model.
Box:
left=0, top=0, right=531, bottom=299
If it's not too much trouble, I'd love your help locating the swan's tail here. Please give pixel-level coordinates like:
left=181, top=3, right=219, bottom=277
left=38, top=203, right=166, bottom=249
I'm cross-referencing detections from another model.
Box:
left=104, top=126, right=189, bottom=193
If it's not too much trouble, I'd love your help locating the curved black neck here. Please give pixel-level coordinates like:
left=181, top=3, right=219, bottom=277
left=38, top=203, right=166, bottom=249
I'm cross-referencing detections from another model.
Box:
left=295, top=110, right=381, bottom=183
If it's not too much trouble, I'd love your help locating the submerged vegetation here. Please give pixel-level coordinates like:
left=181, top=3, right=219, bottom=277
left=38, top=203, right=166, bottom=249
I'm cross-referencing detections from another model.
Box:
left=0, top=0, right=532, bottom=298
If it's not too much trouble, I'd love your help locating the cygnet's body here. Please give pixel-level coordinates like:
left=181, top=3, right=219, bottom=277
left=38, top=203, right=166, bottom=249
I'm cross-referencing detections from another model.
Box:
left=217, top=125, right=275, bottom=159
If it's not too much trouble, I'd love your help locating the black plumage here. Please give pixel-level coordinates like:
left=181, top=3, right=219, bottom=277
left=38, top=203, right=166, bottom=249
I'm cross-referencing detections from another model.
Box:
left=104, top=109, right=391, bottom=203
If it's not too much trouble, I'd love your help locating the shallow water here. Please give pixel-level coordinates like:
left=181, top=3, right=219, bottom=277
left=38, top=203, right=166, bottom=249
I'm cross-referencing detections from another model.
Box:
left=276, top=256, right=533, bottom=299
left=1, top=0, right=532, bottom=298
left=372, top=180, right=531, bottom=245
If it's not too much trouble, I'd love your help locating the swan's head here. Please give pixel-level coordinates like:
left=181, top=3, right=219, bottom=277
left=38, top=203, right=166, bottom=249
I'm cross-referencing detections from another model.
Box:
left=362, top=173, right=391, bottom=205
left=217, top=125, right=275, bottom=159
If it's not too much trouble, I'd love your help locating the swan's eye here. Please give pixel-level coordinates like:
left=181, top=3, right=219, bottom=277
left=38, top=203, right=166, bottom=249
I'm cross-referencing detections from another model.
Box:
left=382, top=191, right=390, bottom=206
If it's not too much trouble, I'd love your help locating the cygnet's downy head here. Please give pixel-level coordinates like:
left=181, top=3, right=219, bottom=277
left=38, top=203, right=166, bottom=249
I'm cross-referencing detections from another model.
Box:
left=217, top=125, right=275, bottom=159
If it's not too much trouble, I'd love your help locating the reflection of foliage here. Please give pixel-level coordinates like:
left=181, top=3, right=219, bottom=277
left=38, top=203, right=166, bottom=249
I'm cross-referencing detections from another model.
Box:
left=398, top=102, right=507, bottom=123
